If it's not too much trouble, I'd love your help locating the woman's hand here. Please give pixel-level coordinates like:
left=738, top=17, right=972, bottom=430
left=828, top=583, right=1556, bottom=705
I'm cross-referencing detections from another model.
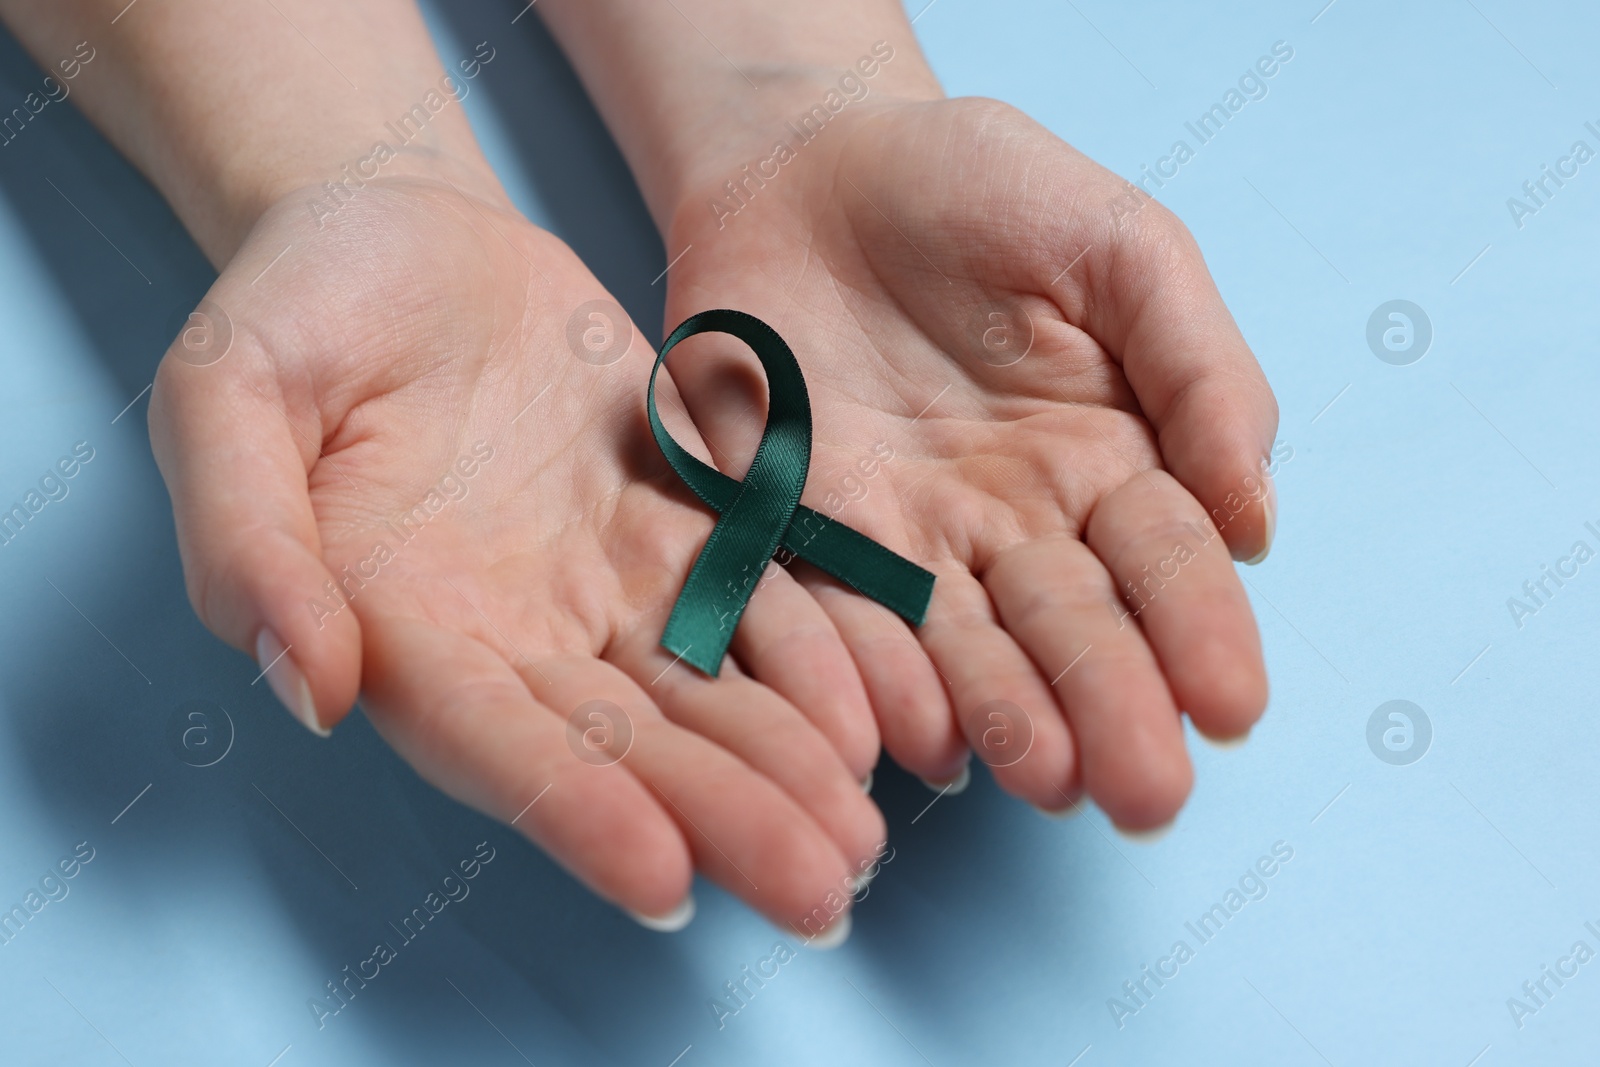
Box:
left=656, top=95, right=1280, bottom=831
left=150, top=176, right=885, bottom=934
left=0, top=0, right=883, bottom=937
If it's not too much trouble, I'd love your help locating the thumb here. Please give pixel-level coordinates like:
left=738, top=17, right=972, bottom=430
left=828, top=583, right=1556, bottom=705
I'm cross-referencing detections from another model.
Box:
left=148, top=320, right=362, bottom=735
left=1059, top=194, right=1281, bottom=562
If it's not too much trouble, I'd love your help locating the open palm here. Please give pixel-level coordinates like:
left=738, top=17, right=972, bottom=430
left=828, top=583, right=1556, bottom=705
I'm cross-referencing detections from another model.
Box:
left=662, top=98, right=1280, bottom=830
left=150, top=178, right=885, bottom=933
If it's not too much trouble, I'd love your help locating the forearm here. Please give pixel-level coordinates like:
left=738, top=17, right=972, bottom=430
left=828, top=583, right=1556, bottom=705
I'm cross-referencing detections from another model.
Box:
left=0, top=0, right=503, bottom=265
left=538, top=0, right=944, bottom=230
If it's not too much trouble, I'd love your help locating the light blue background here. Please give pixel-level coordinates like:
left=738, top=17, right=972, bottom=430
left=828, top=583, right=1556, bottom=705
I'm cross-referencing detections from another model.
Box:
left=0, top=1, right=1595, bottom=1063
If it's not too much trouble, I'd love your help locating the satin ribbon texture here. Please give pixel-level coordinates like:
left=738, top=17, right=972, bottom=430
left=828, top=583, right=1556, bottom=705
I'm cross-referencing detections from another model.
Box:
left=647, top=309, right=935, bottom=675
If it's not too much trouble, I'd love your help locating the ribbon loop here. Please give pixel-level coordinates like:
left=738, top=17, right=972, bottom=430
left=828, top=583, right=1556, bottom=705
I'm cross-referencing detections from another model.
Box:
left=648, top=310, right=935, bottom=675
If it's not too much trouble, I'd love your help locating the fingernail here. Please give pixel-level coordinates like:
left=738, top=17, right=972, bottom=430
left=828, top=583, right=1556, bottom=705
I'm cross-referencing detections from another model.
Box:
left=860, top=771, right=874, bottom=794
left=798, top=911, right=852, bottom=950
left=256, top=628, right=327, bottom=737
left=1200, top=728, right=1251, bottom=751
left=918, top=763, right=971, bottom=795
left=1244, top=481, right=1277, bottom=565
left=626, top=893, right=695, bottom=932
left=1116, top=819, right=1175, bottom=844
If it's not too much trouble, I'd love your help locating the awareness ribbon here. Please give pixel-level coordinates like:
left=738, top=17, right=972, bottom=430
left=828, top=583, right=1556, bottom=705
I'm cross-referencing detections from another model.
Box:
left=647, top=309, right=935, bottom=675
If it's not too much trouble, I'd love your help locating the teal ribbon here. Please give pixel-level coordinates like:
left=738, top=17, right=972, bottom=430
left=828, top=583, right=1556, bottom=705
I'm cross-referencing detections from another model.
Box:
left=647, top=309, right=935, bottom=675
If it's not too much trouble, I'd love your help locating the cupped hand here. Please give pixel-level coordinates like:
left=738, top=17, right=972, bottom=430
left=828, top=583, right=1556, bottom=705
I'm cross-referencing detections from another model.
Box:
left=661, top=97, right=1279, bottom=831
left=149, top=176, right=885, bottom=933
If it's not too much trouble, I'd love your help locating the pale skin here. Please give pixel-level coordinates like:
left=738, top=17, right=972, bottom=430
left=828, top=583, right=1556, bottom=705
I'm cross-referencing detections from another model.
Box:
left=0, top=0, right=1275, bottom=935
left=546, top=0, right=1277, bottom=820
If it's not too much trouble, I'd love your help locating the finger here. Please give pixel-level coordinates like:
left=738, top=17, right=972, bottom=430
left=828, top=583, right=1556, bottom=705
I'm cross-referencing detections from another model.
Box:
left=795, top=566, right=968, bottom=786
left=607, top=623, right=886, bottom=899
left=358, top=616, right=694, bottom=920
left=729, top=559, right=880, bottom=780
left=916, top=565, right=1077, bottom=810
left=1063, top=195, right=1280, bottom=562
left=984, top=534, right=1192, bottom=830
left=527, top=639, right=861, bottom=938
left=1085, top=470, right=1267, bottom=741
left=148, top=339, right=361, bottom=735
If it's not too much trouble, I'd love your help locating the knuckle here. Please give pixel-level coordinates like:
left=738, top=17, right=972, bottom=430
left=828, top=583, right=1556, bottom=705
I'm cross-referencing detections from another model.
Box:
left=1122, top=201, right=1201, bottom=270
left=943, top=95, right=1037, bottom=138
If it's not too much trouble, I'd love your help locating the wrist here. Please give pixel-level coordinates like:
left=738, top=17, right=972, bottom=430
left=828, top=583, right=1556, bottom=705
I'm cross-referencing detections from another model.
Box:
left=0, top=0, right=511, bottom=267
left=653, top=45, right=944, bottom=227
left=186, top=80, right=510, bottom=267
left=225, top=143, right=509, bottom=262
left=538, top=3, right=942, bottom=231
